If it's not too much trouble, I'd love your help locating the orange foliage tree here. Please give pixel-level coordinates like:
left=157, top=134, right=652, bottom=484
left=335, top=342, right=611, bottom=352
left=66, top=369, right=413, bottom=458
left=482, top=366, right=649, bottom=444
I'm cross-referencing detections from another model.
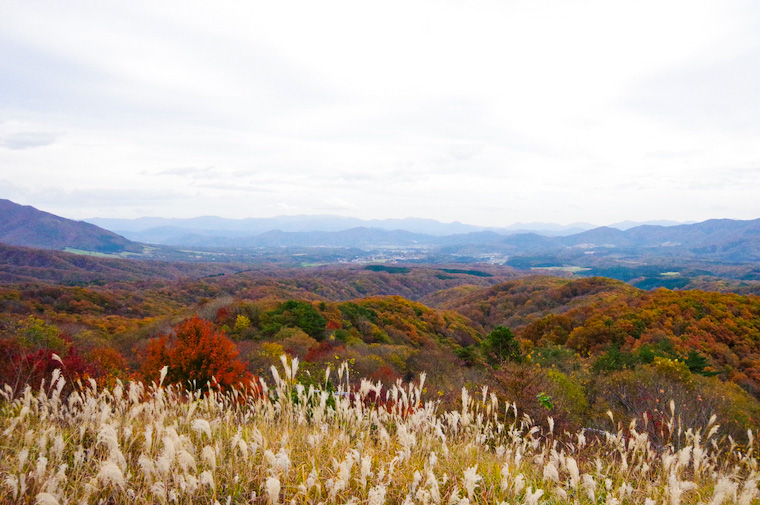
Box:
left=139, top=316, right=251, bottom=391
left=87, top=347, right=128, bottom=387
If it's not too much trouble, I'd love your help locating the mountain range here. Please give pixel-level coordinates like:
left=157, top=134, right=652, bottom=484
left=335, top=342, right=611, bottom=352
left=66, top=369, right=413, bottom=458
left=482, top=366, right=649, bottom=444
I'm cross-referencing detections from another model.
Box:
left=1, top=198, right=758, bottom=264
left=85, top=215, right=689, bottom=242
left=87, top=215, right=760, bottom=263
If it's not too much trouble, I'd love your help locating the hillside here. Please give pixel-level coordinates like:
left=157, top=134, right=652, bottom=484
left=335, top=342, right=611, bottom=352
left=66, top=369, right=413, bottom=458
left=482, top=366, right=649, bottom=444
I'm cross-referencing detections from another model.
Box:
left=423, top=275, right=637, bottom=329
left=0, top=242, right=252, bottom=284
left=427, top=276, right=760, bottom=393
left=0, top=199, right=143, bottom=254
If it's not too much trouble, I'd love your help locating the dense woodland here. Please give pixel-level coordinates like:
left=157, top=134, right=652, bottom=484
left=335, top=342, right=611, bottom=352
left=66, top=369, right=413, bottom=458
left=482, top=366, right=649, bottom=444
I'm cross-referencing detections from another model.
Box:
left=1, top=257, right=760, bottom=443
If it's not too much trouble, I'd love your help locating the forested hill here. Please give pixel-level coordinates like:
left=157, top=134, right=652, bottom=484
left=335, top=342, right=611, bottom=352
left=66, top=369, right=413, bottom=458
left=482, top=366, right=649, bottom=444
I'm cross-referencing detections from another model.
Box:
left=0, top=242, right=520, bottom=293
left=423, top=276, right=638, bottom=329
left=0, top=242, right=249, bottom=284
left=427, top=276, right=760, bottom=393
left=0, top=199, right=143, bottom=253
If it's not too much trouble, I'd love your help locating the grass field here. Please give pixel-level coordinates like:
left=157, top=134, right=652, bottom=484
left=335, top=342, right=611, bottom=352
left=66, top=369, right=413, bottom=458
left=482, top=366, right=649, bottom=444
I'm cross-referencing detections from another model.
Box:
left=1, top=358, right=758, bottom=504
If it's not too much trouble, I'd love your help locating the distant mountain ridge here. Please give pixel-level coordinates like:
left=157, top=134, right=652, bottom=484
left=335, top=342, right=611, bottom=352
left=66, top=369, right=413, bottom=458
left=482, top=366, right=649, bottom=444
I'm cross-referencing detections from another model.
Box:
left=506, top=218, right=760, bottom=263
left=86, top=215, right=694, bottom=245
left=86, top=215, right=492, bottom=237
left=0, top=199, right=143, bottom=254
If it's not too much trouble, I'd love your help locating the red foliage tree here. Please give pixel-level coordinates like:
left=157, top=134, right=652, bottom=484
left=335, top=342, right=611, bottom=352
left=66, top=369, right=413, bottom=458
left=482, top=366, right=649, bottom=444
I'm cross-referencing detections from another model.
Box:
left=139, top=316, right=252, bottom=391
left=0, top=316, right=100, bottom=397
left=0, top=336, right=97, bottom=397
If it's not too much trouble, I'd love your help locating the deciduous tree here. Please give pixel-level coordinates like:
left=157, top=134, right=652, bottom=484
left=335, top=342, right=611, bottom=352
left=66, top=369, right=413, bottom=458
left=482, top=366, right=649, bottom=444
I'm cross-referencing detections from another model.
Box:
left=139, top=316, right=251, bottom=391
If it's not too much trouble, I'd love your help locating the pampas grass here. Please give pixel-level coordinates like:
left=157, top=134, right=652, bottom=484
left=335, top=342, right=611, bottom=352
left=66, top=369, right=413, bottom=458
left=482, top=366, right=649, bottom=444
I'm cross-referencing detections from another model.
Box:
left=1, top=357, right=758, bottom=504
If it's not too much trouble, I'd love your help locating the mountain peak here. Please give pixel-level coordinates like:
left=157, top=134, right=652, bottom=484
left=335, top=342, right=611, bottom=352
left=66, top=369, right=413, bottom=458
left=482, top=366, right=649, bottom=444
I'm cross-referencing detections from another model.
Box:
left=0, top=199, right=141, bottom=253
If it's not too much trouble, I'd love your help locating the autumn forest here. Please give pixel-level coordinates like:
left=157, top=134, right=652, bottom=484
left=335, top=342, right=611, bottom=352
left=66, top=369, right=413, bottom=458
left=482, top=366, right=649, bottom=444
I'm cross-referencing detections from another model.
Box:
left=2, top=257, right=760, bottom=442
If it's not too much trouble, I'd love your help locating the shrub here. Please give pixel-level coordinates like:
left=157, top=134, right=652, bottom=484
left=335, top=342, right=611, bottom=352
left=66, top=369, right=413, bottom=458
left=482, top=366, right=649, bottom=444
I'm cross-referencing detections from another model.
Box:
left=246, top=342, right=286, bottom=375
left=0, top=317, right=98, bottom=397
left=592, top=357, right=760, bottom=442
left=262, top=300, right=327, bottom=340
left=280, top=330, right=318, bottom=359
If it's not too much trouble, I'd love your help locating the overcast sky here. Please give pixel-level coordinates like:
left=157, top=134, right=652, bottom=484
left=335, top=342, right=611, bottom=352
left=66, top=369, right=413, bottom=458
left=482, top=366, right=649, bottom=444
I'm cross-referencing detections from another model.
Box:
left=2, top=0, right=759, bottom=227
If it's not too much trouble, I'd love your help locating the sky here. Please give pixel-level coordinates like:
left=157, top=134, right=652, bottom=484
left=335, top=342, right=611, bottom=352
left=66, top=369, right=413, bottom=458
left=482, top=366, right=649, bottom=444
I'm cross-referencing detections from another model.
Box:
left=1, top=0, right=760, bottom=227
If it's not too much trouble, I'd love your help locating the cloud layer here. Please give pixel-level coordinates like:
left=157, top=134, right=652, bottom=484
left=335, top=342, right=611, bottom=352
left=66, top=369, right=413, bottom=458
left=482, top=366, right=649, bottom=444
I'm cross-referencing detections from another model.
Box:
left=2, top=0, right=759, bottom=226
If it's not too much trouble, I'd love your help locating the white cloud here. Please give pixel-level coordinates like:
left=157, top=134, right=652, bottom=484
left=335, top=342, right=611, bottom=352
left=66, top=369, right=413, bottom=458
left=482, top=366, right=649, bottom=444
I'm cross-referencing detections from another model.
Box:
left=0, top=132, right=57, bottom=150
left=320, top=197, right=359, bottom=212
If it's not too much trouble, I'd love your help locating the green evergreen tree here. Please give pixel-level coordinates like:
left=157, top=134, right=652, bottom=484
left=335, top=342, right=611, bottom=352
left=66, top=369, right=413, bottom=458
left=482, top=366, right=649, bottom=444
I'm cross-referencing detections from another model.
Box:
left=484, top=326, right=521, bottom=364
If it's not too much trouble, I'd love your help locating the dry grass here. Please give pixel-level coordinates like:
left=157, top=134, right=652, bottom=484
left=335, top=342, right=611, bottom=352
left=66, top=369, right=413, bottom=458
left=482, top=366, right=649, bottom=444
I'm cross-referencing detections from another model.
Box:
left=0, top=358, right=758, bottom=504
